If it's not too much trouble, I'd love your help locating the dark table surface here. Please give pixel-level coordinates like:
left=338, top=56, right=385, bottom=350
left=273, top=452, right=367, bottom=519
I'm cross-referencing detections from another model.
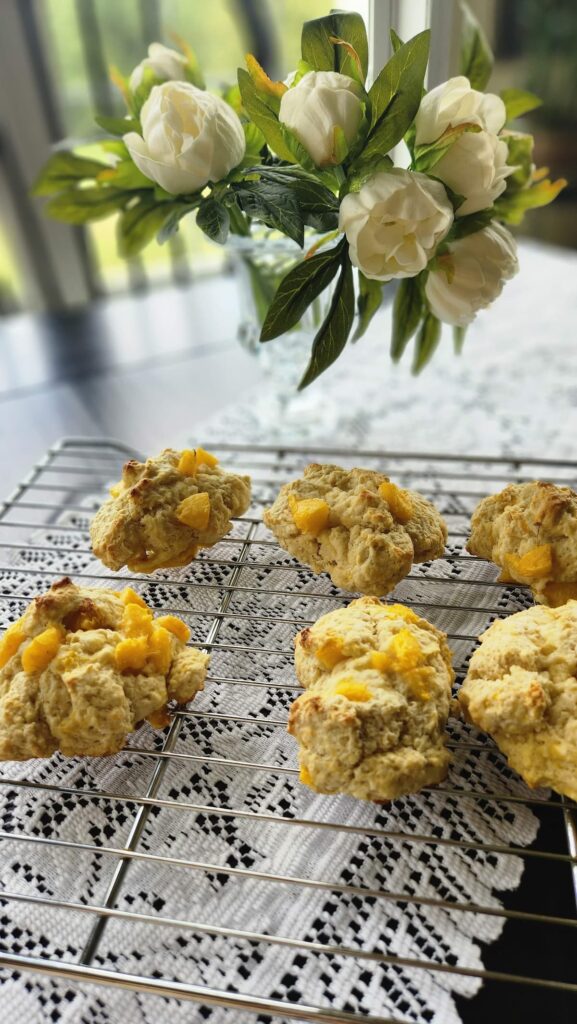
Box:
left=0, top=272, right=266, bottom=497
left=1, top=271, right=576, bottom=1023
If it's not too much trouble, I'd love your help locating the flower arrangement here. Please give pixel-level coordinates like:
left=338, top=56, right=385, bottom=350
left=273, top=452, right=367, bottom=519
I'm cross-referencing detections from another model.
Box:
left=35, top=10, right=565, bottom=387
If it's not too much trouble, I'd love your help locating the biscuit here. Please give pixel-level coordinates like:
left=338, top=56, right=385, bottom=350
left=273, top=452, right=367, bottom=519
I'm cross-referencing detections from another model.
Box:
left=289, top=597, right=454, bottom=801
left=468, top=480, right=577, bottom=606
left=263, top=464, right=447, bottom=595
left=458, top=601, right=577, bottom=799
left=90, top=447, right=251, bottom=573
left=0, top=578, right=209, bottom=760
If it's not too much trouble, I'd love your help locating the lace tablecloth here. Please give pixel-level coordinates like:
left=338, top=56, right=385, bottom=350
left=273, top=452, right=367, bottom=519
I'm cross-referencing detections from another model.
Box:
left=1, top=239, right=576, bottom=1023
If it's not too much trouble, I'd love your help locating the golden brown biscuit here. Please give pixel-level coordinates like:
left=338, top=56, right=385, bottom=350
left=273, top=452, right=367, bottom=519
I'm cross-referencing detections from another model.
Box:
left=468, top=480, right=577, bottom=606
left=289, top=597, right=454, bottom=801
left=90, top=447, right=251, bottom=573
left=0, top=578, right=209, bottom=760
left=458, top=601, right=577, bottom=799
left=263, top=464, right=447, bottom=595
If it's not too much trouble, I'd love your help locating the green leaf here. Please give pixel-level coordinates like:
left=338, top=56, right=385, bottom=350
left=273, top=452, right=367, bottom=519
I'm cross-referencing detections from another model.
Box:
left=413, top=121, right=482, bottom=172
left=390, top=29, right=404, bottom=53
left=346, top=153, right=393, bottom=192
left=131, top=66, right=163, bottom=116
left=32, top=151, right=110, bottom=196
left=243, top=121, right=266, bottom=158
left=299, top=250, right=355, bottom=389
left=157, top=204, right=196, bottom=244
left=98, top=160, right=152, bottom=190
left=454, top=325, right=467, bottom=354
left=449, top=209, right=493, bottom=239
left=117, top=197, right=184, bottom=257
left=391, top=277, right=424, bottom=361
left=101, top=139, right=130, bottom=158
left=95, top=114, right=140, bottom=136
left=502, top=131, right=534, bottom=189
left=260, top=237, right=345, bottom=342
left=460, top=1, right=493, bottom=90
left=331, top=124, right=349, bottom=165
left=278, top=124, right=316, bottom=171
left=241, top=163, right=338, bottom=228
left=238, top=68, right=296, bottom=163
left=301, top=12, right=368, bottom=81
left=227, top=199, right=251, bottom=237
left=412, top=313, right=441, bottom=374
left=494, top=175, right=567, bottom=225
left=272, top=176, right=339, bottom=232
left=44, top=187, right=127, bottom=223
left=353, top=272, right=383, bottom=342
left=196, top=198, right=230, bottom=244
left=233, top=180, right=304, bottom=246
left=363, top=31, right=430, bottom=161
left=500, top=88, right=542, bottom=122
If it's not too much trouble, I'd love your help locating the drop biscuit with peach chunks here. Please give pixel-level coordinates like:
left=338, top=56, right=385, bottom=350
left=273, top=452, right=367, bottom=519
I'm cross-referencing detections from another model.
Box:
left=289, top=597, right=454, bottom=802
left=0, top=578, right=209, bottom=760
left=467, top=481, right=577, bottom=606
left=263, top=464, right=447, bottom=595
left=458, top=602, right=577, bottom=800
left=90, top=447, right=251, bottom=573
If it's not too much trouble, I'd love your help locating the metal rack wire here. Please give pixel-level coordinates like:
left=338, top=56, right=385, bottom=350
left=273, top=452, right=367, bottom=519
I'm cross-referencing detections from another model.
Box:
left=0, top=438, right=576, bottom=1023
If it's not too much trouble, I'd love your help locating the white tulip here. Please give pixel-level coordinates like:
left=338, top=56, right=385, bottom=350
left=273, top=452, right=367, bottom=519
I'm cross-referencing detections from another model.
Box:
left=432, top=130, right=513, bottom=216
left=129, top=43, right=189, bottom=92
left=425, top=222, right=519, bottom=327
left=415, top=75, right=506, bottom=145
left=279, top=70, right=364, bottom=167
left=339, top=169, right=453, bottom=281
left=124, top=82, right=245, bottom=195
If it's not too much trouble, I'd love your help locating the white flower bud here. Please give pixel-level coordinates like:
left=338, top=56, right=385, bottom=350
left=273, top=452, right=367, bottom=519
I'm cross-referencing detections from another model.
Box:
left=425, top=222, right=519, bottom=326
left=129, top=43, right=189, bottom=92
left=415, top=75, right=506, bottom=145
left=432, top=129, right=514, bottom=216
left=339, top=169, right=454, bottom=281
left=124, top=82, right=245, bottom=195
left=279, top=70, right=364, bottom=167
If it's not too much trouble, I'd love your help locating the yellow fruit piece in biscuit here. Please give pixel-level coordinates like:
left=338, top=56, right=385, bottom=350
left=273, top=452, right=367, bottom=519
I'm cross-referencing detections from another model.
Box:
left=315, top=636, right=344, bottom=669
left=176, top=492, right=211, bottom=530
left=120, top=587, right=148, bottom=609
left=507, top=544, right=553, bottom=580
left=299, top=763, right=314, bottom=787
left=288, top=495, right=330, bottom=536
left=543, top=582, right=577, bottom=607
left=0, top=622, right=26, bottom=669
left=177, top=450, right=197, bottom=476
left=378, top=603, right=419, bottom=623
left=371, top=629, right=424, bottom=673
left=178, top=448, right=218, bottom=476
left=22, top=627, right=63, bottom=674
left=334, top=679, right=372, bottom=702
left=115, top=636, right=148, bottom=672
left=109, top=482, right=123, bottom=498
left=148, top=626, right=172, bottom=674
left=196, top=447, right=218, bottom=468
left=122, top=603, right=153, bottom=637
left=370, top=650, right=393, bottom=672
left=156, top=615, right=190, bottom=643
left=404, top=667, right=432, bottom=702
left=390, top=629, right=423, bottom=671
left=378, top=481, right=413, bottom=524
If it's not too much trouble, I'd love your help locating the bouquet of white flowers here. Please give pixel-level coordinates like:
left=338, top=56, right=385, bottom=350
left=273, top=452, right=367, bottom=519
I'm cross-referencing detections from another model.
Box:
left=35, top=9, right=565, bottom=387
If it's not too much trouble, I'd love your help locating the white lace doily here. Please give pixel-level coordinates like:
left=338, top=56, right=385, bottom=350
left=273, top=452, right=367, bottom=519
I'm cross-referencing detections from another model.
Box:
left=0, top=449, right=551, bottom=1024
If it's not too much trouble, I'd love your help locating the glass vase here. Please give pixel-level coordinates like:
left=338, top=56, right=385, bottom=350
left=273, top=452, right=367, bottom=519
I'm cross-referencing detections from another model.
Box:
left=228, top=229, right=339, bottom=438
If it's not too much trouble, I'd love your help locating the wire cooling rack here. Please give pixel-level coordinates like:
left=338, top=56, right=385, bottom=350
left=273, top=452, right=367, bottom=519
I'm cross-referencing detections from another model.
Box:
left=0, top=438, right=576, bottom=1024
